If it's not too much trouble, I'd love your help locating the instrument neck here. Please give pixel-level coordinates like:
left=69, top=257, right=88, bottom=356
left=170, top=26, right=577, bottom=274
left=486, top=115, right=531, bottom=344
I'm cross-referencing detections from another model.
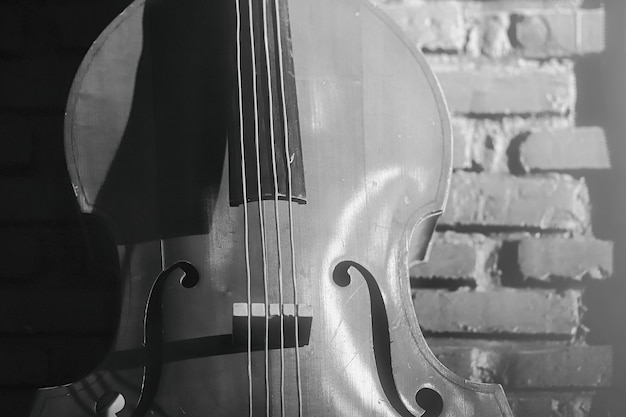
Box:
left=229, top=0, right=306, bottom=206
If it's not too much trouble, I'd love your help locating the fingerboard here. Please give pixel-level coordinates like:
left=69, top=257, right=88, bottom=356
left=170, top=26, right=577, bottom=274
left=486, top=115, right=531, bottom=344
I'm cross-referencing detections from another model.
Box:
left=229, top=0, right=305, bottom=206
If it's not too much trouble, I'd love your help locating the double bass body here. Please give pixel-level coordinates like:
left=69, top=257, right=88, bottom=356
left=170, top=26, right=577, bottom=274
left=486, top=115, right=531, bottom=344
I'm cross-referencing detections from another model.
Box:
left=32, top=0, right=514, bottom=416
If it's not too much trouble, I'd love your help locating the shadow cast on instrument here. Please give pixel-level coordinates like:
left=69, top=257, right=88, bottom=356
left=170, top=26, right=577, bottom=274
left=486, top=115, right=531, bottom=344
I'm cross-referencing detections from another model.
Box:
left=94, top=0, right=236, bottom=244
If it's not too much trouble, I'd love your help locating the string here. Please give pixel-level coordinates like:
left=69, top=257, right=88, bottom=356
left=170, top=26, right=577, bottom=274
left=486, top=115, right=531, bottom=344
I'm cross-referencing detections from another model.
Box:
left=235, top=0, right=254, bottom=415
left=261, top=0, right=286, bottom=415
left=247, top=0, right=272, bottom=414
left=273, top=0, right=303, bottom=414
left=159, top=240, right=165, bottom=271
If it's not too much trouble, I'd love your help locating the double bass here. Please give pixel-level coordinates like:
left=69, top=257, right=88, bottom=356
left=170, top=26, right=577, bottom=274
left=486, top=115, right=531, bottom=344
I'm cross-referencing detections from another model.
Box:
left=32, top=0, right=514, bottom=415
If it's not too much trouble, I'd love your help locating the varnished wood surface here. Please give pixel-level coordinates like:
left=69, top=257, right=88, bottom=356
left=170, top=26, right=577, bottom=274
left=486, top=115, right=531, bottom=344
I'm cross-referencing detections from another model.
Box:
left=32, top=0, right=514, bottom=415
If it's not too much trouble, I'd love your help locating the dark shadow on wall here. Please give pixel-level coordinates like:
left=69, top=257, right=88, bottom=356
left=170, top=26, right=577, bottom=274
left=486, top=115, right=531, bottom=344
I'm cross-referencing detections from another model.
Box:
left=0, top=1, right=132, bottom=416
left=577, top=0, right=626, bottom=414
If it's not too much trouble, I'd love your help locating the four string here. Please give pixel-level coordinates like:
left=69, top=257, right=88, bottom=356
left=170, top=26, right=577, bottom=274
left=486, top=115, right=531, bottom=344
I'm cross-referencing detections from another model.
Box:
left=236, top=0, right=302, bottom=415
left=234, top=0, right=254, bottom=414
left=245, top=0, right=272, bottom=414
left=273, top=1, right=304, bottom=414
left=261, top=0, right=287, bottom=416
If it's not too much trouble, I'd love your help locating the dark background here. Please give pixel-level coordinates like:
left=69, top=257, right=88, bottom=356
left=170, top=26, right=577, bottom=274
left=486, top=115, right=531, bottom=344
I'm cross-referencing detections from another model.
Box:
left=0, top=1, right=131, bottom=415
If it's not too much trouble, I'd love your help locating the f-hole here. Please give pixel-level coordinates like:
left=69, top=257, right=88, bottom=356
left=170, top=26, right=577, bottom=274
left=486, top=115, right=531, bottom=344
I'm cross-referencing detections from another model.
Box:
left=95, top=391, right=125, bottom=417
left=108, top=260, right=199, bottom=417
left=332, top=261, right=443, bottom=417
left=415, top=388, right=443, bottom=417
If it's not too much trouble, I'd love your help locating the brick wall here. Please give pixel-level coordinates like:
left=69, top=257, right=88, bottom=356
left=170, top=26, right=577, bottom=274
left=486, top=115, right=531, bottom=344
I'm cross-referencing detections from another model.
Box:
left=373, top=0, right=617, bottom=415
left=0, top=1, right=619, bottom=416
